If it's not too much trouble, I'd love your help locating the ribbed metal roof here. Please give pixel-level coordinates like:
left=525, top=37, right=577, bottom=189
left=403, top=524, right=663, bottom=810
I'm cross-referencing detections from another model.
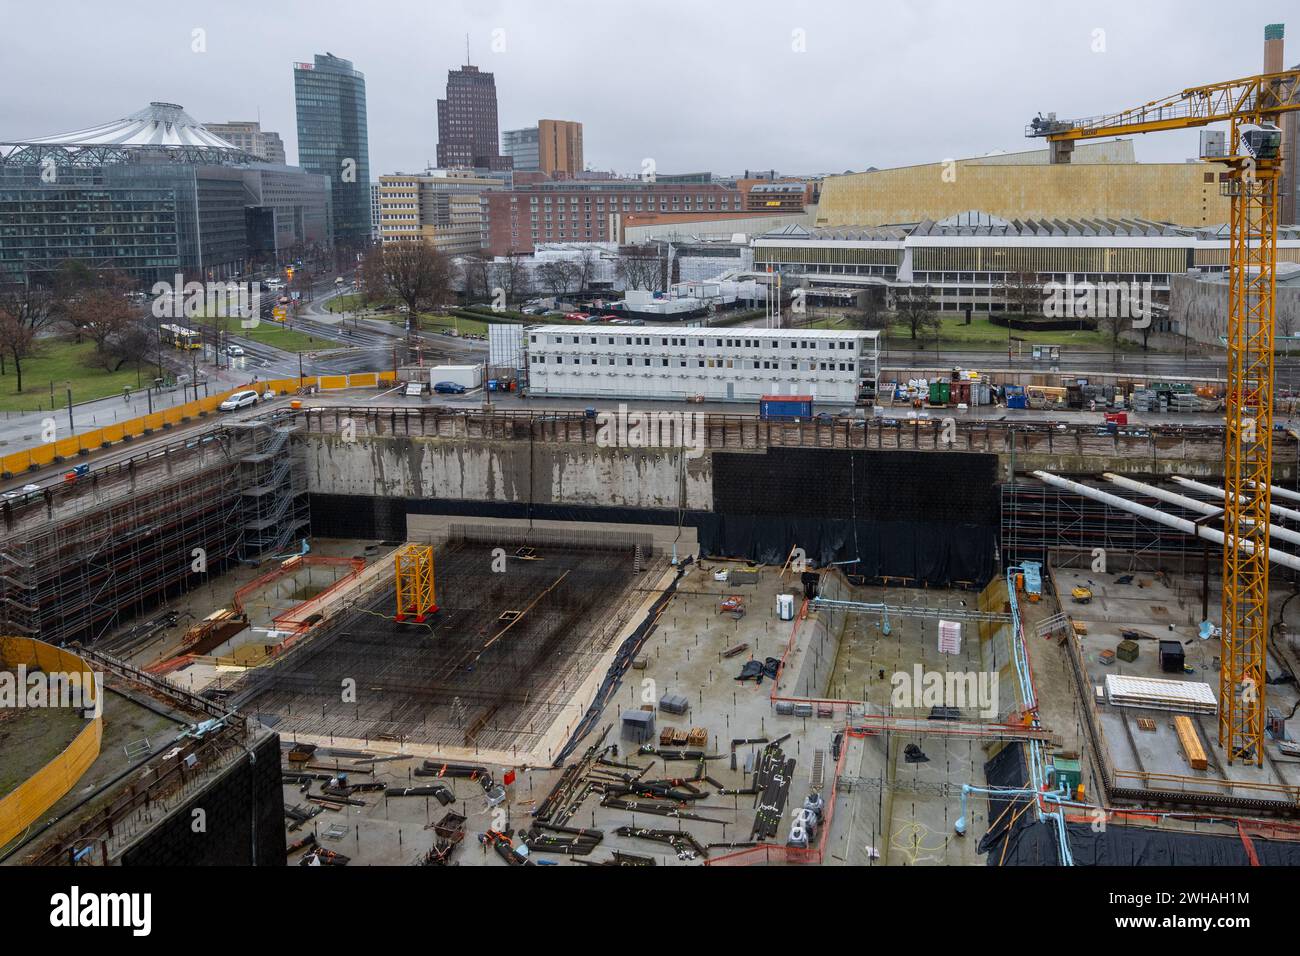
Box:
left=762, top=214, right=1190, bottom=241
left=20, top=102, right=239, bottom=151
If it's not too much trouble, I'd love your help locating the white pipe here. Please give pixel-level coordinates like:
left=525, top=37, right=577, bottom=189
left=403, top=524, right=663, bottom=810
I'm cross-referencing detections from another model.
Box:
left=1171, top=475, right=1300, bottom=526
left=1030, top=471, right=1300, bottom=573
left=1259, top=481, right=1300, bottom=505
left=1105, top=474, right=1300, bottom=548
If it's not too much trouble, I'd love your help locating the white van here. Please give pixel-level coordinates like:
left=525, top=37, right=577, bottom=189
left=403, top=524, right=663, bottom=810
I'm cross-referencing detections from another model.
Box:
left=219, top=390, right=260, bottom=411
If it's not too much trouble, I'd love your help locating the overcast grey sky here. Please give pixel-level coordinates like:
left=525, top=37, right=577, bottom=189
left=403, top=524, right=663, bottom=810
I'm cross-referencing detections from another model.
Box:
left=1, top=0, right=1293, bottom=176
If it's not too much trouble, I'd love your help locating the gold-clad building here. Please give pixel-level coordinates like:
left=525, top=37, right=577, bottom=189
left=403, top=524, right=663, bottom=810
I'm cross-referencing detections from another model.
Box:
left=817, top=140, right=1230, bottom=228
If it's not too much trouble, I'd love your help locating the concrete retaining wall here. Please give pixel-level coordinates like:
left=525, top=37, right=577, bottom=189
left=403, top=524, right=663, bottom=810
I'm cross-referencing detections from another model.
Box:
left=303, top=434, right=713, bottom=511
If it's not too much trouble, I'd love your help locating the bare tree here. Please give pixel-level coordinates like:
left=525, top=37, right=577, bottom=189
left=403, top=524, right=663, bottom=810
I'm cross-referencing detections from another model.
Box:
left=537, top=259, right=578, bottom=299
left=999, top=271, right=1044, bottom=319
left=357, top=246, right=388, bottom=305
left=491, top=254, right=531, bottom=309
left=615, top=246, right=662, bottom=291
left=1096, top=311, right=1127, bottom=355
left=572, top=247, right=597, bottom=296
left=458, top=256, right=492, bottom=302
left=65, top=286, right=136, bottom=368
left=377, top=241, right=452, bottom=323
left=843, top=288, right=886, bottom=331
left=0, top=308, right=37, bottom=395
left=106, top=323, right=155, bottom=380
left=0, top=278, right=59, bottom=337
left=895, top=284, right=941, bottom=340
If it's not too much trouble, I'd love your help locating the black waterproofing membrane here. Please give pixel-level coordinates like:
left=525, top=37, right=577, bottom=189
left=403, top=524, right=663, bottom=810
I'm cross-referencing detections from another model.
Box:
left=979, top=744, right=1300, bottom=866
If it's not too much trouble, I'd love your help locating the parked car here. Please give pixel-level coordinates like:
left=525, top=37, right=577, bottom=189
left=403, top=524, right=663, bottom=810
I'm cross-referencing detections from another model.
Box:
left=434, top=381, right=467, bottom=395
left=564, top=312, right=589, bottom=321
left=226, top=345, right=245, bottom=357
left=219, top=389, right=260, bottom=411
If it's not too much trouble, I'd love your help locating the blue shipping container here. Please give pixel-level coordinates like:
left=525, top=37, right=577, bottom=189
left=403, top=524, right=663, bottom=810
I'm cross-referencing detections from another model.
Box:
left=759, top=395, right=814, bottom=421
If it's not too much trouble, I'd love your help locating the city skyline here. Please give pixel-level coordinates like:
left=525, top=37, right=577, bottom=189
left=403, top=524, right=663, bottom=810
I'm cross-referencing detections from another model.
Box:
left=2, top=0, right=1292, bottom=180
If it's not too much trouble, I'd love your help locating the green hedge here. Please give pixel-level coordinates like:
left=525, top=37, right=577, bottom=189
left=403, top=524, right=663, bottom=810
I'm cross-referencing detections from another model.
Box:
left=449, top=308, right=527, bottom=325
left=461, top=304, right=533, bottom=322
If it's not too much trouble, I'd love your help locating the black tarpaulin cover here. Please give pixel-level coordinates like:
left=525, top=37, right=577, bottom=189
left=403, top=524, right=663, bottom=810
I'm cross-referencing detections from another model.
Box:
left=316, top=495, right=998, bottom=586
left=995, top=820, right=1300, bottom=867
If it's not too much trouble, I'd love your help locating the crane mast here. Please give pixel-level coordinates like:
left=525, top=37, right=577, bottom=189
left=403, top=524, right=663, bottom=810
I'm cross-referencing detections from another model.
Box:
left=1029, top=68, right=1300, bottom=764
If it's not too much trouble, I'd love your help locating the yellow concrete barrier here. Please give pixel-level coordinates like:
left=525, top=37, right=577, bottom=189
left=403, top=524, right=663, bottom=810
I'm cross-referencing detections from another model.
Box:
left=0, top=637, right=103, bottom=849
left=2, top=373, right=383, bottom=474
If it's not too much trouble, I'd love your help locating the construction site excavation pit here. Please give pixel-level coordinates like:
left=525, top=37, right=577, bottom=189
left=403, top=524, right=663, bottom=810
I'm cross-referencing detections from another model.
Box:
left=229, top=525, right=673, bottom=767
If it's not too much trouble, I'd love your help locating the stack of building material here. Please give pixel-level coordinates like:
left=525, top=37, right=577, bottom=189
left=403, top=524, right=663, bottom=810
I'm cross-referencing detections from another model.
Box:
left=621, top=709, right=655, bottom=743
left=1173, top=715, right=1209, bottom=770
left=938, top=620, right=962, bottom=655
left=1104, top=675, right=1217, bottom=715
left=659, top=693, right=689, bottom=715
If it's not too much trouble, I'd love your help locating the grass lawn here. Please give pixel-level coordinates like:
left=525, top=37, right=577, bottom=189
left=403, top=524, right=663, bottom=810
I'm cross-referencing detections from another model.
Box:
left=808, top=314, right=1134, bottom=350
left=415, top=313, right=491, bottom=336
left=326, top=293, right=379, bottom=313
left=215, top=317, right=324, bottom=353
left=0, top=338, right=147, bottom=412
left=372, top=312, right=492, bottom=337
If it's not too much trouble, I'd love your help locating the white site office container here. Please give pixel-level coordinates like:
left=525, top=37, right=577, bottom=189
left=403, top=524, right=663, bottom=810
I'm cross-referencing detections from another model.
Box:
left=428, top=365, right=483, bottom=389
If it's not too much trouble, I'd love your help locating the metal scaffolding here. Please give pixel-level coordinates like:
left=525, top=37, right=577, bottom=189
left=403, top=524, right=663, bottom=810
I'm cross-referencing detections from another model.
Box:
left=231, top=422, right=309, bottom=559
left=1001, top=478, right=1300, bottom=583
left=1001, top=480, right=1210, bottom=574
left=0, top=419, right=306, bottom=647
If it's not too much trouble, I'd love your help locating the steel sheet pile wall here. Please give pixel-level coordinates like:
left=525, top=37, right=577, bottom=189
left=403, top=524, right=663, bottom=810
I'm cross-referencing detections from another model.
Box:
left=118, top=733, right=285, bottom=867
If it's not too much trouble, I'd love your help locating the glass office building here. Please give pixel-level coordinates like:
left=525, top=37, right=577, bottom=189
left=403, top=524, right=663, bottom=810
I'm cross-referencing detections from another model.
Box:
left=0, top=102, right=333, bottom=286
left=502, top=127, right=540, bottom=172
left=294, top=54, right=371, bottom=246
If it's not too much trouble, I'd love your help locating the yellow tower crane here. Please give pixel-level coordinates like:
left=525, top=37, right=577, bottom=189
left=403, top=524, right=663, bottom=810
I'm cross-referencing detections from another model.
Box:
left=394, top=543, right=438, bottom=622
left=1028, top=67, right=1300, bottom=765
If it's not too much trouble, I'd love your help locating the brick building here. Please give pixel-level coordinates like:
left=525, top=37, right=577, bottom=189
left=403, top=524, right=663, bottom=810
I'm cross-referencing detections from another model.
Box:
left=487, top=181, right=744, bottom=254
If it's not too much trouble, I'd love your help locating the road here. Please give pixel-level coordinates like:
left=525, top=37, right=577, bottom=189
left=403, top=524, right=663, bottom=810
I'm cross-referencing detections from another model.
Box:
left=0, top=287, right=489, bottom=453
left=4, top=381, right=1260, bottom=501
